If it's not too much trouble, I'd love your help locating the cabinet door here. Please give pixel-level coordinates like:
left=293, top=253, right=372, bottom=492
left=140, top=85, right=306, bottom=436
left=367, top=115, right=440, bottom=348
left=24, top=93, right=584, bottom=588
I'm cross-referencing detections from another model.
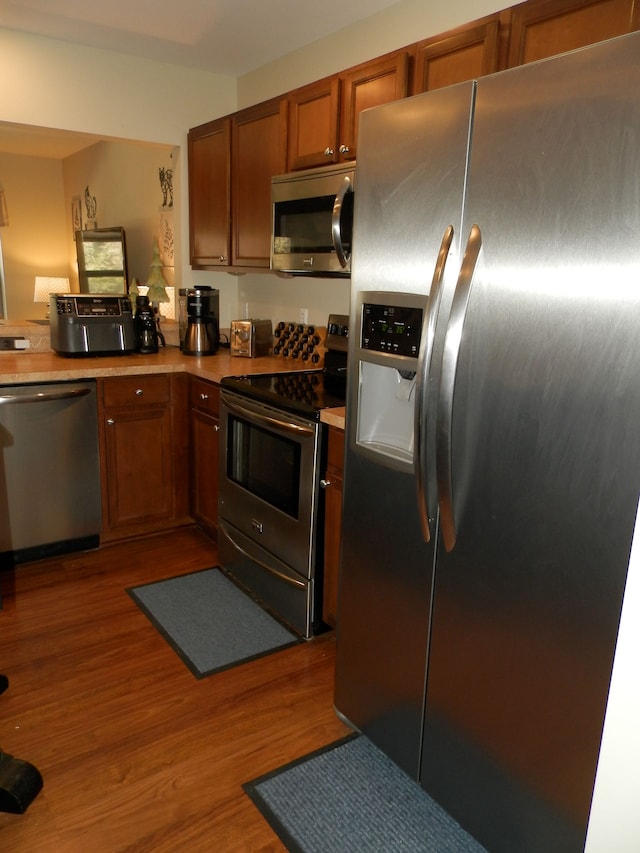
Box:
left=188, top=118, right=231, bottom=267
left=507, top=0, right=640, bottom=67
left=287, top=77, right=340, bottom=170
left=102, top=404, right=174, bottom=533
left=231, top=98, right=287, bottom=267
left=413, top=16, right=506, bottom=93
left=189, top=378, right=220, bottom=538
left=339, top=50, right=410, bottom=161
left=322, top=426, right=345, bottom=629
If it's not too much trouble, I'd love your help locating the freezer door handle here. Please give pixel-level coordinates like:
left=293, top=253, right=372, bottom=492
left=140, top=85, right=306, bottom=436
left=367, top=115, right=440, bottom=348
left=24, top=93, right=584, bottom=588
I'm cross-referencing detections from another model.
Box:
left=415, top=225, right=454, bottom=543
left=437, top=224, right=482, bottom=551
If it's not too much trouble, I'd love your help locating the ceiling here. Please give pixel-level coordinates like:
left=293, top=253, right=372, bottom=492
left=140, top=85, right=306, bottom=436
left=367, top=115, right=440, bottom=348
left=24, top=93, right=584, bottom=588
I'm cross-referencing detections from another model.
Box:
left=0, top=0, right=400, bottom=76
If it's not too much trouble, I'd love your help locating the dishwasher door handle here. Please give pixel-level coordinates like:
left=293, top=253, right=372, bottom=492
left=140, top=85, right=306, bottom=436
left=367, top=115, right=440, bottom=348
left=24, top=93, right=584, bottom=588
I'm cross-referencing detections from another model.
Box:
left=0, top=387, right=92, bottom=406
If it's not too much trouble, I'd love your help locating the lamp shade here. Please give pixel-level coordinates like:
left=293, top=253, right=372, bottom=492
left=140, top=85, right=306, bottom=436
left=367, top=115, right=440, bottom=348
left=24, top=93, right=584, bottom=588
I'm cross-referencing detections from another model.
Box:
left=34, top=276, right=70, bottom=303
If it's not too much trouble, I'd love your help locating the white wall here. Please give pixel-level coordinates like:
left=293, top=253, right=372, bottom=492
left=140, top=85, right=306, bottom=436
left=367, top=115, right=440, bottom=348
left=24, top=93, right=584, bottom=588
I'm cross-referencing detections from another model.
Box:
left=0, top=27, right=240, bottom=325
left=0, top=151, right=68, bottom=320
left=62, top=140, right=177, bottom=290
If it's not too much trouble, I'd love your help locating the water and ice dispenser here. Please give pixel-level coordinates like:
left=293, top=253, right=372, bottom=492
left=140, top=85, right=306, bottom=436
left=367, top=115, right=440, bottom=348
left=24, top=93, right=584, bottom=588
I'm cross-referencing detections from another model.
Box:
left=354, top=293, right=425, bottom=468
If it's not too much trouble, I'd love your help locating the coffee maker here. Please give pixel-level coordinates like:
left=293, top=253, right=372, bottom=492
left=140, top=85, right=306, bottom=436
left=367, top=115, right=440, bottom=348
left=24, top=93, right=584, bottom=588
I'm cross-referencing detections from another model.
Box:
left=134, top=294, right=159, bottom=354
left=183, top=286, right=219, bottom=356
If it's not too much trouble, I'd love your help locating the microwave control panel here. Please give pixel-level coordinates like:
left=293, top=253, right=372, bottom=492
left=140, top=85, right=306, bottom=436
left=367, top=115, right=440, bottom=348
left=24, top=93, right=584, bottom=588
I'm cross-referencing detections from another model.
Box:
left=361, top=302, right=423, bottom=358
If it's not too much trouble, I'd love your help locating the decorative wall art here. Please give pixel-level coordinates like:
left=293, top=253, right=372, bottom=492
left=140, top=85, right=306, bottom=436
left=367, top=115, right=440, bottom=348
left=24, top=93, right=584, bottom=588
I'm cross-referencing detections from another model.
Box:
left=71, top=196, right=82, bottom=235
left=84, top=185, right=97, bottom=229
left=159, top=166, right=173, bottom=208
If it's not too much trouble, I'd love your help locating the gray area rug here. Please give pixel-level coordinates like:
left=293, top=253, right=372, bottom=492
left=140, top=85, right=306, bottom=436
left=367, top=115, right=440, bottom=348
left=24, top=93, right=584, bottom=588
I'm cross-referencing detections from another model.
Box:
left=127, top=567, right=299, bottom=678
left=244, top=735, right=488, bottom=852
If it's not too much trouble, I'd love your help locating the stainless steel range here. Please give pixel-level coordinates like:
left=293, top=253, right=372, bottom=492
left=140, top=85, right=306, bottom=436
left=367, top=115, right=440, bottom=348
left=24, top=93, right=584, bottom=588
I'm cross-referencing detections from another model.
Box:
left=218, top=314, right=348, bottom=638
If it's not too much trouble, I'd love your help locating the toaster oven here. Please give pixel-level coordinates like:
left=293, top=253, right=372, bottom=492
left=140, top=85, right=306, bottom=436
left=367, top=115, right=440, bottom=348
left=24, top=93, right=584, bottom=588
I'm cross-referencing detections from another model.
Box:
left=49, top=294, right=136, bottom=357
left=230, top=319, right=273, bottom=358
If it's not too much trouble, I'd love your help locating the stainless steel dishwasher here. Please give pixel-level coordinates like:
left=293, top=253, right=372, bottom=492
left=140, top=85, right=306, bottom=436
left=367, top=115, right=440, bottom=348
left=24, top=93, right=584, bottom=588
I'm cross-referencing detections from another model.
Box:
left=0, top=380, right=101, bottom=565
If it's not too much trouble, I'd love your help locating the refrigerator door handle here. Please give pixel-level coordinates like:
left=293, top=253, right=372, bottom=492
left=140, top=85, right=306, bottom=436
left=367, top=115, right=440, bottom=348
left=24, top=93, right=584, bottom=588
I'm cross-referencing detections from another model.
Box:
left=437, top=223, right=482, bottom=552
left=415, top=225, right=455, bottom=543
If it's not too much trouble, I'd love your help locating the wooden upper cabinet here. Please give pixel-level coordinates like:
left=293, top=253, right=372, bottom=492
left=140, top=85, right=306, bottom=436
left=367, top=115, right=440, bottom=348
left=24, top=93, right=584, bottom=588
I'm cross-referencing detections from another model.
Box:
left=413, top=14, right=508, bottom=93
left=339, top=50, right=410, bottom=162
left=287, top=77, right=340, bottom=171
left=188, top=118, right=231, bottom=268
left=231, top=97, right=287, bottom=267
left=507, top=0, right=640, bottom=67
left=287, top=50, right=409, bottom=170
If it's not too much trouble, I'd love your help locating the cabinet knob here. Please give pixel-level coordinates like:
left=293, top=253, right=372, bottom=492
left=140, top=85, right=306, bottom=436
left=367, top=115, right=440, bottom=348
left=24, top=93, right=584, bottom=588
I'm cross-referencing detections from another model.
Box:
left=200, top=393, right=209, bottom=401
left=135, top=388, right=143, bottom=396
left=218, top=256, right=227, bottom=262
left=107, top=418, right=115, bottom=426
left=213, top=424, right=220, bottom=432
left=320, top=478, right=331, bottom=489
left=323, top=147, right=334, bottom=157
left=339, top=144, right=350, bottom=155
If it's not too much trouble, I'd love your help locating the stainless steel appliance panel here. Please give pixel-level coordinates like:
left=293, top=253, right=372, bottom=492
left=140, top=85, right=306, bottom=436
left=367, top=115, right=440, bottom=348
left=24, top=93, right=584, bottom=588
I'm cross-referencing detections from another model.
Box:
left=0, top=381, right=101, bottom=562
left=218, top=389, right=325, bottom=637
left=271, top=162, right=355, bottom=276
left=218, top=519, right=315, bottom=638
left=219, top=391, right=322, bottom=578
left=335, top=81, right=475, bottom=777
left=421, top=37, right=640, bottom=851
left=336, top=31, right=640, bottom=853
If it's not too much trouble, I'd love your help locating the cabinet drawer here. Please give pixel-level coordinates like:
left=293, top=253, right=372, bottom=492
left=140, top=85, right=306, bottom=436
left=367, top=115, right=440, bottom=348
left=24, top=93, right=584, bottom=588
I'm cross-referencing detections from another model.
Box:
left=190, top=377, right=220, bottom=416
left=102, top=375, right=171, bottom=408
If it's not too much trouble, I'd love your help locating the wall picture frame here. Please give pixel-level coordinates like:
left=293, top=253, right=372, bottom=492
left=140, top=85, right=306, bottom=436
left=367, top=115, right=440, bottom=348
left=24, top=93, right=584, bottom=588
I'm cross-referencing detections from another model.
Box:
left=71, top=196, right=82, bottom=235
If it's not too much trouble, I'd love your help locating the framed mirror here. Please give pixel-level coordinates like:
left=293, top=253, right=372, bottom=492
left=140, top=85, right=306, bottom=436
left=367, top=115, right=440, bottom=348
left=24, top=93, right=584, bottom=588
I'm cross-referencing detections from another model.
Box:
left=76, top=227, right=128, bottom=294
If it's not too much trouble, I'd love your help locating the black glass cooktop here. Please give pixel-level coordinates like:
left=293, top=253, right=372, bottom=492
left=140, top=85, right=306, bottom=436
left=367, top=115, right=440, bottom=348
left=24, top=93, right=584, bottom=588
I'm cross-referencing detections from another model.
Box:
left=221, top=369, right=346, bottom=419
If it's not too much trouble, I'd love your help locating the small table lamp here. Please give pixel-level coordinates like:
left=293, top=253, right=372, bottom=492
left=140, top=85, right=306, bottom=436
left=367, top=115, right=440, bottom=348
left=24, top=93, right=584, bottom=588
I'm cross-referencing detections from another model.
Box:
left=34, top=277, right=70, bottom=319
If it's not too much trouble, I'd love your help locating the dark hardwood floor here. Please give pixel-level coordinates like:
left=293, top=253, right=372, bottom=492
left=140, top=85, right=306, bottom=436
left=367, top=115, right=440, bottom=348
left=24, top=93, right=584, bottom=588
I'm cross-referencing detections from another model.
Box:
left=0, top=526, right=350, bottom=851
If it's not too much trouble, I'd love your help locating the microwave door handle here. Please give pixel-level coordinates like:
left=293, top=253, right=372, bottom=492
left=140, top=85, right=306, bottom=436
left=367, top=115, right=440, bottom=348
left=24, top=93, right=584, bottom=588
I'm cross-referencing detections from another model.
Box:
left=415, top=225, right=454, bottom=544
left=437, top=224, right=482, bottom=552
left=331, top=175, right=353, bottom=269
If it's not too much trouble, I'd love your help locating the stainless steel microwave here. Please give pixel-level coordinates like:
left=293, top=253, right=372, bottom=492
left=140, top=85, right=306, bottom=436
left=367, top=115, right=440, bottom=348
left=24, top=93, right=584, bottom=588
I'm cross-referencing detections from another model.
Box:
left=271, top=162, right=355, bottom=277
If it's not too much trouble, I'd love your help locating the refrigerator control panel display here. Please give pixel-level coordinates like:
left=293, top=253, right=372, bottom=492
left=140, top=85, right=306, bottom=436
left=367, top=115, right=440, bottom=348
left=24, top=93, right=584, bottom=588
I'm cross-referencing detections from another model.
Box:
left=361, top=303, right=423, bottom=357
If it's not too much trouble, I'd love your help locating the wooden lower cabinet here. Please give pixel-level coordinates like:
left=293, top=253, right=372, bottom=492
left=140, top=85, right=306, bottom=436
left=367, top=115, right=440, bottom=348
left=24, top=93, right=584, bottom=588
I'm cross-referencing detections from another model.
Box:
left=98, top=373, right=189, bottom=541
left=188, top=376, right=220, bottom=539
left=322, top=426, right=344, bottom=629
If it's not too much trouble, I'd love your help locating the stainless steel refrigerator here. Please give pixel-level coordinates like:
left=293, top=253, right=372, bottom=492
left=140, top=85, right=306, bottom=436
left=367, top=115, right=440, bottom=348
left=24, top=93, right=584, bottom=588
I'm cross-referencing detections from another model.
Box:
left=334, top=32, right=640, bottom=853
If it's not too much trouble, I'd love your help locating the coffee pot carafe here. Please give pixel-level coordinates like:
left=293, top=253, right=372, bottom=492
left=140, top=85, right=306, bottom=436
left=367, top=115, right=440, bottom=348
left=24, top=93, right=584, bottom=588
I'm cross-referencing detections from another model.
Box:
left=134, top=294, right=159, bottom=354
left=183, top=286, right=219, bottom=356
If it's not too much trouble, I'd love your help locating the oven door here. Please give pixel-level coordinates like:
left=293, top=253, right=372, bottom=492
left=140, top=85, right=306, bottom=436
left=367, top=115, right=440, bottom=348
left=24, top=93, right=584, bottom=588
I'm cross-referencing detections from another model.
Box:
left=218, top=390, right=325, bottom=636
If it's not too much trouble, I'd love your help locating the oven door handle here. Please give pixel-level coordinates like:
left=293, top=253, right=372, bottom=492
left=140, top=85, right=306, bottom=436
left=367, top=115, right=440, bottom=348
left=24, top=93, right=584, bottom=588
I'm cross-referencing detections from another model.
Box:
left=218, top=520, right=307, bottom=590
left=222, top=396, right=316, bottom=437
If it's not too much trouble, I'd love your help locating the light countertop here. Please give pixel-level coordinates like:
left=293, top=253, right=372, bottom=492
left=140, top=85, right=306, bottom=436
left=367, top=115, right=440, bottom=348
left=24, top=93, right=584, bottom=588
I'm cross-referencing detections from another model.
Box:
left=0, top=346, right=346, bottom=430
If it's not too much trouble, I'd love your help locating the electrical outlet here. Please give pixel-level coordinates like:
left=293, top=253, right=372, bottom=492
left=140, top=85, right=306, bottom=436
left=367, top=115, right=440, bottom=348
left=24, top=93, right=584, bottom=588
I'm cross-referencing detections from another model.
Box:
left=299, top=308, right=308, bottom=325
left=0, top=336, right=29, bottom=350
